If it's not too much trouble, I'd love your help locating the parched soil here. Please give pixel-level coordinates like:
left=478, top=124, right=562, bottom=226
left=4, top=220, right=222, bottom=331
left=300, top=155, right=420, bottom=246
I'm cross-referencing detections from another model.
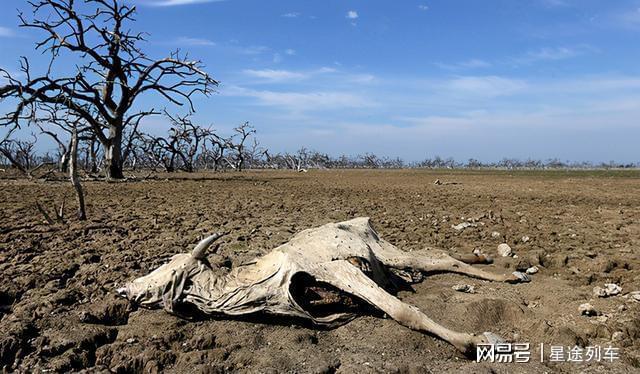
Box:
left=1, top=169, right=639, bottom=373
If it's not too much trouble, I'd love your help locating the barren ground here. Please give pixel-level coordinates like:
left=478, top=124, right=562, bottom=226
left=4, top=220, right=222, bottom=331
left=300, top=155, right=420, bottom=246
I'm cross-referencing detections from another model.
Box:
left=1, top=169, right=639, bottom=373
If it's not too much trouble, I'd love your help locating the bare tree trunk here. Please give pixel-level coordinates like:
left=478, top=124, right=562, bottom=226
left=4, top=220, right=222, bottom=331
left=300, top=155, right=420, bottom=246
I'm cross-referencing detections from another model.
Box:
left=70, top=128, right=87, bottom=220
left=59, top=146, right=71, bottom=173
left=104, top=125, right=124, bottom=179
left=89, top=138, right=99, bottom=173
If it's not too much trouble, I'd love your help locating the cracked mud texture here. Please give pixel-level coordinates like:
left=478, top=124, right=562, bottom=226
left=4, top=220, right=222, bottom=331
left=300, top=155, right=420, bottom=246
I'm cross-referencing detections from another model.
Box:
left=1, top=169, right=639, bottom=373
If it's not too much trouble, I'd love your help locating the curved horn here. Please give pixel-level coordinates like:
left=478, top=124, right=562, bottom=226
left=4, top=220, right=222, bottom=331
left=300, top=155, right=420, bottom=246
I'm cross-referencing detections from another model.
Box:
left=192, top=232, right=225, bottom=260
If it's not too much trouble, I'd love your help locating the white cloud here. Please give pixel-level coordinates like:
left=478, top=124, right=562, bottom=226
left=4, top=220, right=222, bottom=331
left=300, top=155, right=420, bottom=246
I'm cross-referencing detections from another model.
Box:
left=285, top=49, right=296, bottom=56
left=242, top=67, right=337, bottom=82
left=514, top=45, right=597, bottom=64
left=435, top=59, right=492, bottom=70
left=173, top=36, right=216, bottom=46
left=137, top=0, right=224, bottom=6
left=349, top=74, right=376, bottom=84
left=445, top=76, right=527, bottom=97
left=224, top=86, right=372, bottom=112
left=243, top=69, right=306, bottom=81
left=282, top=12, right=300, bottom=18
left=346, top=10, right=359, bottom=19
left=316, top=67, right=337, bottom=74
left=418, top=4, right=429, bottom=11
left=272, top=53, right=282, bottom=63
left=0, top=27, right=15, bottom=37
left=256, top=91, right=370, bottom=110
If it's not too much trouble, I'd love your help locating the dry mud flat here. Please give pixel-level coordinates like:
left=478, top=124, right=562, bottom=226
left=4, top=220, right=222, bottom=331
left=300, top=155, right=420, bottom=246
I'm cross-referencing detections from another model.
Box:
left=1, top=169, right=639, bottom=373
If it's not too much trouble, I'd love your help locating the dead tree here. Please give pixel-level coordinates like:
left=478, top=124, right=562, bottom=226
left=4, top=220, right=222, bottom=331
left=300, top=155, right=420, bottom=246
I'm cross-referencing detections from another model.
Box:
left=0, top=131, right=55, bottom=178
left=0, top=133, right=37, bottom=175
left=228, top=122, right=255, bottom=172
left=243, top=138, right=266, bottom=169
left=0, top=0, right=218, bottom=179
left=135, top=132, right=175, bottom=172
left=38, top=125, right=71, bottom=172
left=163, top=113, right=212, bottom=172
left=202, top=133, right=231, bottom=171
left=135, top=113, right=212, bottom=172
left=69, top=126, right=86, bottom=220
left=81, top=134, right=101, bottom=174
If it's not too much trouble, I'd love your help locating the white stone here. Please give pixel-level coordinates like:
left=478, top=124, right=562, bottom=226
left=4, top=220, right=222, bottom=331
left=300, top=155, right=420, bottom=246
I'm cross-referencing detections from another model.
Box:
left=497, top=243, right=512, bottom=257
left=525, top=266, right=539, bottom=275
left=451, top=222, right=476, bottom=231
left=452, top=284, right=476, bottom=293
left=594, top=283, right=622, bottom=298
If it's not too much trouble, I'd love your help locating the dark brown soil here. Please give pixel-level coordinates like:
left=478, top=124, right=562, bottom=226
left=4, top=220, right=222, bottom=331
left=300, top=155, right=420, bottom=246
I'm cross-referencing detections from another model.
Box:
left=1, top=169, right=639, bottom=373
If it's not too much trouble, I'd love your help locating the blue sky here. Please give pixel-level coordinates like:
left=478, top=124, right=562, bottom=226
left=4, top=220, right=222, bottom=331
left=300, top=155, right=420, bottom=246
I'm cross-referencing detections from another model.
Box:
left=1, top=0, right=640, bottom=162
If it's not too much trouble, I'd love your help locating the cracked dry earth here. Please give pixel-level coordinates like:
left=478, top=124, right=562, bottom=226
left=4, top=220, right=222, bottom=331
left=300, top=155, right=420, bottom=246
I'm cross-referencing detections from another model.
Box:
left=1, top=169, right=639, bottom=373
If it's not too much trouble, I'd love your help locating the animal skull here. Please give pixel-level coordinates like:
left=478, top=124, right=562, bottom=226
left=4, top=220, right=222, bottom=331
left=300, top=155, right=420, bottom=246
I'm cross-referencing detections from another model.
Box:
left=118, top=217, right=530, bottom=355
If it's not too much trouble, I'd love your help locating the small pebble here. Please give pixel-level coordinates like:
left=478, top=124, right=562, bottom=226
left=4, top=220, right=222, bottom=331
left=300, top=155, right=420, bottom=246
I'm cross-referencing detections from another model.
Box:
left=452, top=284, right=476, bottom=293
left=521, top=236, right=530, bottom=243
left=126, top=338, right=137, bottom=344
left=491, top=231, right=501, bottom=238
left=526, top=266, right=539, bottom=275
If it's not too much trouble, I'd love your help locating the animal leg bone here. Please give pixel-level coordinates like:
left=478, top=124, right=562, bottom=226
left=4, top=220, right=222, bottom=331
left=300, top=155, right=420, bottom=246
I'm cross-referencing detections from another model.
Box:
left=374, top=245, right=530, bottom=283
left=310, top=260, right=496, bottom=355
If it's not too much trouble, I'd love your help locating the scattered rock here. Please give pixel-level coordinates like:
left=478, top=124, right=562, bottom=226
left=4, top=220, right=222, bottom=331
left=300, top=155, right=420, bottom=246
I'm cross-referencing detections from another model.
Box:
left=452, top=284, right=476, bottom=293
left=451, top=222, right=476, bottom=231
left=521, top=236, right=530, bottom=243
left=579, top=303, right=599, bottom=316
left=525, top=266, right=539, bottom=275
left=497, top=243, right=513, bottom=257
left=126, top=338, right=137, bottom=344
left=593, top=283, right=622, bottom=298
left=491, top=231, right=501, bottom=238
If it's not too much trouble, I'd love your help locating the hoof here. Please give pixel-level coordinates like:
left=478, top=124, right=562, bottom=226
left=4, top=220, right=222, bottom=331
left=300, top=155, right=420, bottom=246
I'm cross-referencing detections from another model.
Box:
left=464, top=332, right=507, bottom=358
left=507, top=271, right=531, bottom=283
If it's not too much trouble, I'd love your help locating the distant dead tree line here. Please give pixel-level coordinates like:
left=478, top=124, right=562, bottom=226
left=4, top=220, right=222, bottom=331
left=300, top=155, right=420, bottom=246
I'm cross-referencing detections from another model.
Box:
left=2, top=129, right=637, bottom=174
